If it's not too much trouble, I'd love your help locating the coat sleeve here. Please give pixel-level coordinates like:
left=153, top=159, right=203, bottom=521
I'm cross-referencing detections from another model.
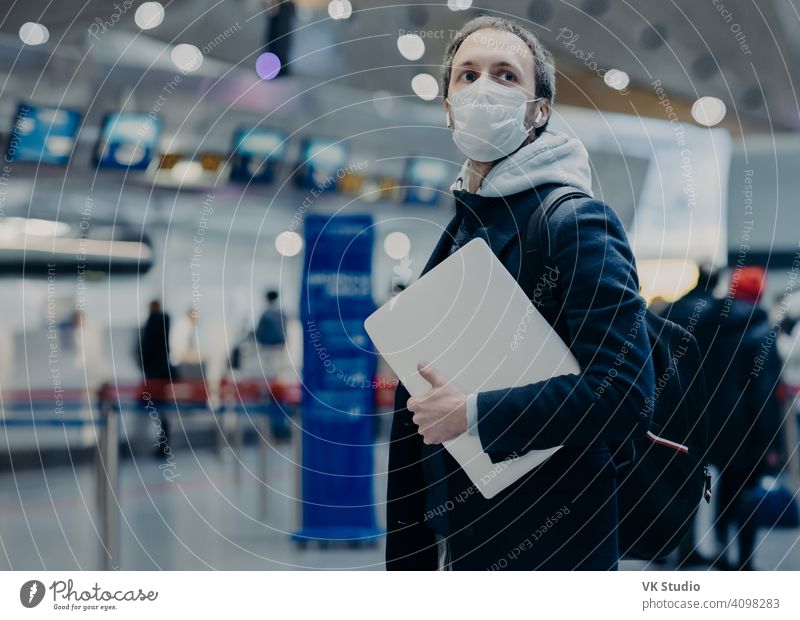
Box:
left=749, top=336, right=786, bottom=464
left=476, top=199, right=655, bottom=460
left=385, top=382, right=439, bottom=570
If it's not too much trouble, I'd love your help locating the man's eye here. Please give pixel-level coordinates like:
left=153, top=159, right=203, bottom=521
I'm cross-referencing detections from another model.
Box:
left=500, top=72, right=515, bottom=82
left=462, top=71, right=476, bottom=82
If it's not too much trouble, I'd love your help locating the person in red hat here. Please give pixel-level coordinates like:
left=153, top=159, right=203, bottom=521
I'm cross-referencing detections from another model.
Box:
left=704, top=265, right=784, bottom=570
left=731, top=265, right=767, bottom=305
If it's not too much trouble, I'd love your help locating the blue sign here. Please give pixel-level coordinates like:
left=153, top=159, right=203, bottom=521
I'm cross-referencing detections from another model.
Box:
left=229, top=127, right=287, bottom=184
left=95, top=113, right=159, bottom=170
left=6, top=103, right=81, bottom=165
left=293, top=214, right=382, bottom=544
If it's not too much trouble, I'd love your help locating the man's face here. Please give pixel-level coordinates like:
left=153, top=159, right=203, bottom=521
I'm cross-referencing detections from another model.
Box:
left=445, top=28, right=548, bottom=131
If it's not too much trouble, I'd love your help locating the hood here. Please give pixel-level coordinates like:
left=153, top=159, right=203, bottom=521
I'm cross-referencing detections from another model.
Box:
left=449, top=129, right=594, bottom=198
left=723, top=297, right=768, bottom=323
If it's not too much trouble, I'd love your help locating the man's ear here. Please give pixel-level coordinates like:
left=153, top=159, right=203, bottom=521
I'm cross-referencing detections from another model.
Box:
left=444, top=100, right=452, bottom=128
left=536, top=99, right=551, bottom=127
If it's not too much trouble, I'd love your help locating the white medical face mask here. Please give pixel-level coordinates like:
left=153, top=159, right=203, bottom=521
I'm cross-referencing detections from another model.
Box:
left=446, top=78, right=541, bottom=163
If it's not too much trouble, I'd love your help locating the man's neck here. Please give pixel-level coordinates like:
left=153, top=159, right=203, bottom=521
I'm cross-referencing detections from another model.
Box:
left=466, top=160, right=494, bottom=193
left=465, top=133, right=535, bottom=193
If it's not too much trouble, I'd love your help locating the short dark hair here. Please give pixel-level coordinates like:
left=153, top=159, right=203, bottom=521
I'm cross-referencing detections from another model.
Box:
left=266, top=290, right=279, bottom=302
left=442, top=16, right=557, bottom=136
left=696, top=263, right=719, bottom=292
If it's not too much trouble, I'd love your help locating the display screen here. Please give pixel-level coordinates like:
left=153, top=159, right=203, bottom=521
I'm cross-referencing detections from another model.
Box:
left=5, top=103, right=81, bottom=165
left=295, top=137, right=348, bottom=191
left=95, top=113, right=160, bottom=170
left=404, top=157, right=450, bottom=205
left=229, top=128, right=287, bottom=184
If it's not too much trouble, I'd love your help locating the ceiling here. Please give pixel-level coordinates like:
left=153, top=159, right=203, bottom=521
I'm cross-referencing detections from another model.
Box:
left=1, top=0, right=798, bottom=132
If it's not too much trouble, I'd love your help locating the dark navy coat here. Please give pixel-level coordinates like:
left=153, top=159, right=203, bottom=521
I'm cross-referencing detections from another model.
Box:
left=385, top=184, right=656, bottom=570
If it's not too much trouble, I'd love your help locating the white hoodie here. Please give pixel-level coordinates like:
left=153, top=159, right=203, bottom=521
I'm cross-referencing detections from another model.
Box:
left=449, top=129, right=594, bottom=198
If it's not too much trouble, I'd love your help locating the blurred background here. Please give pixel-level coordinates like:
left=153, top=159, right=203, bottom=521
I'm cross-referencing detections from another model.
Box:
left=1, top=0, right=799, bottom=570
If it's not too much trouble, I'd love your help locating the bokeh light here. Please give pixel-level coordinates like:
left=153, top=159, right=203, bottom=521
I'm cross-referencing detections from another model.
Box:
left=171, top=43, right=203, bottom=73
left=134, top=2, right=165, bottom=30
left=691, top=96, right=727, bottom=126
left=256, top=53, right=282, bottom=80
left=276, top=231, right=303, bottom=257
left=411, top=73, right=439, bottom=101
left=19, top=22, right=49, bottom=45
left=604, top=69, right=630, bottom=90
left=397, top=33, right=425, bottom=61
left=384, top=232, right=411, bottom=259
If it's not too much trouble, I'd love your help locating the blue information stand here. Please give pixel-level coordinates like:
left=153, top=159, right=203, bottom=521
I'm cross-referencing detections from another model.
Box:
left=293, top=214, right=383, bottom=544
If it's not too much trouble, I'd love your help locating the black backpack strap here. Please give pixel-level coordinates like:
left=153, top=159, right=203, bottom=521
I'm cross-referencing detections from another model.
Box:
left=523, top=186, right=592, bottom=289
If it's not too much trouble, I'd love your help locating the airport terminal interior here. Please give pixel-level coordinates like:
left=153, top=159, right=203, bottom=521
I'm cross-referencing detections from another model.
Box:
left=1, top=0, right=800, bottom=571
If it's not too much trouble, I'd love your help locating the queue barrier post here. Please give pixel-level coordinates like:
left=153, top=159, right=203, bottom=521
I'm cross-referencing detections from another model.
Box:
left=258, top=406, right=270, bottom=520
left=97, top=383, right=120, bottom=571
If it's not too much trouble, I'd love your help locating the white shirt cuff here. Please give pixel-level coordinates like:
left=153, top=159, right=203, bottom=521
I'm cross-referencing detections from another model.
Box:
left=466, top=393, right=479, bottom=436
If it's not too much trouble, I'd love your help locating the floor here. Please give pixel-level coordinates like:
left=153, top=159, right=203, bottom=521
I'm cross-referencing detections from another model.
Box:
left=1, top=442, right=798, bottom=571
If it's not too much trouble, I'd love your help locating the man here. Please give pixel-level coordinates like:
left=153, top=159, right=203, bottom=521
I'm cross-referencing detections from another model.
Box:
left=704, top=267, right=784, bottom=570
left=170, top=308, right=201, bottom=368
left=660, top=265, right=720, bottom=567
left=255, top=289, right=287, bottom=380
left=137, top=299, right=174, bottom=457
left=386, top=16, right=655, bottom=570
left=139, top=299, right=173, bottom=381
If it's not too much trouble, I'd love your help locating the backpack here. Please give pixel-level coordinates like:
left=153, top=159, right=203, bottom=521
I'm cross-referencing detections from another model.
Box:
left=522, top=185, right=712, bottom=561
left=256, top=309, right=286, bottom=346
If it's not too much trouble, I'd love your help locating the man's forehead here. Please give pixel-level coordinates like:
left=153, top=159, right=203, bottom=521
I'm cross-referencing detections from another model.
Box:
left=454, top=28, right=534, bottom=64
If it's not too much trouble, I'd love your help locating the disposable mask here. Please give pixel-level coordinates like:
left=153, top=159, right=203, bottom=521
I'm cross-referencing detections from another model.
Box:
left=446, top=78, right=540, bottom=162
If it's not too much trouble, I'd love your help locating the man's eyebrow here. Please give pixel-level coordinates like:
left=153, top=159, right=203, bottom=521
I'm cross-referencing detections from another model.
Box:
left=453, top=58, right=523, bottom=70
left=493, top=60, right=524, bottom=72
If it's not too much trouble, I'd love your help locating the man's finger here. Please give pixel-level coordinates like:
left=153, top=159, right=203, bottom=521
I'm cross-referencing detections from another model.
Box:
left=417, top=361, right=446, bottom=388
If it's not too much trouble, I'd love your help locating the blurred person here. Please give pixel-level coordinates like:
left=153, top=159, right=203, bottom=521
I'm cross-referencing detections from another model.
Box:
left=138, top=300, right=174, bottom=380
left=71, top=309, right=109, bottom=445
left=775, top=299, right=800, bottom=495
left=704, top=267, right=784, bottom=570
left=71, top=309, right=108, bottom=394
left=659, top=264, right=721, bottom=567
left=386, top=16, right=655, bottom=570
left=0, top=324, right=13, bottom=407
left=776, top=293, right=800, bottom=388
left=137, top=300, right=174, bottom=456
left=647, top=295, right=669, bottom=317
left=255, top=289, right=287, bottom=381
left=170, top=307, right=203, bottom=378
left=661, top=264, right=720, bottom=333
left=265, top=0, right=295, bottom=78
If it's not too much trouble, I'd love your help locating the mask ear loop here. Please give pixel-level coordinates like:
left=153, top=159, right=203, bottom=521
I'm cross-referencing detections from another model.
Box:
left=525, top=97, right=545, bottom=133
left=444, top=96, right=453, bottom=128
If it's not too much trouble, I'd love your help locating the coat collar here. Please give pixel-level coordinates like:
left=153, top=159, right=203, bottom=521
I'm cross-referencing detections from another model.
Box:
left=420, top=214, right=461, bottom=277
left=420, top=188, right=538, bottom=277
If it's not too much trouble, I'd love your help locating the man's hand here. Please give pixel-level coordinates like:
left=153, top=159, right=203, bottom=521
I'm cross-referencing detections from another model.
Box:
left=407, top=361, right=467, bottom=444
